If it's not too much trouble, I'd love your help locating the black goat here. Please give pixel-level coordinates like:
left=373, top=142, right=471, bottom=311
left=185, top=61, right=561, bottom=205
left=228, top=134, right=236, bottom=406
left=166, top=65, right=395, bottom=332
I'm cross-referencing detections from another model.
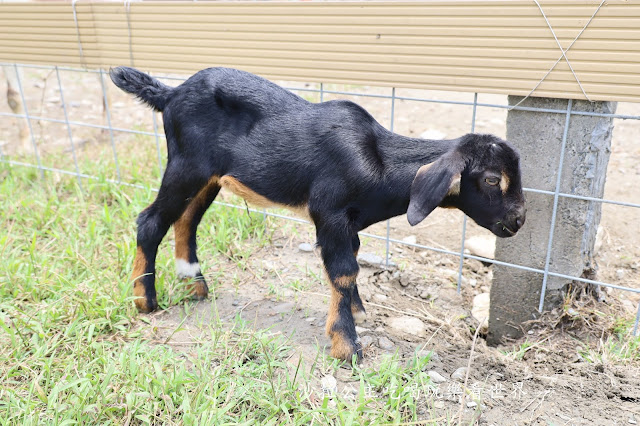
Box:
left=110, top=66, right=526, bottom=361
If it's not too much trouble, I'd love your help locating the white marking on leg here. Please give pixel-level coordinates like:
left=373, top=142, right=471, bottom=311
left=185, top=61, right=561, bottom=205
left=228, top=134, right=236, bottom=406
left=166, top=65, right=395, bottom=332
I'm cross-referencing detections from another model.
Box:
left=176, top=259, right=201, bottom=278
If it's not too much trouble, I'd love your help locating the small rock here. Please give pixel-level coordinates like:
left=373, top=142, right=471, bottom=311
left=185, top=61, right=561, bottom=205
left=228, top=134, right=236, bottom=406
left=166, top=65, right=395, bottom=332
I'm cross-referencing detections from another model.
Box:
left=321, top=375, right=338, bottom=395
left=357, top=252, right=384, bottom=267
left=416, top=349, right=439, bottom=361
left=298, top=243, right=314, bottom=253
left=273, top=302, right=295, bottom=314
left=428, top=370, right=447, bottom=384
left=420, top=129, right=447, bottom=140
left=451, top=367, right=468, bottom=382
left=402, top=235, right=417, bottom=245
left=629, top=415, right=637, bottom=425
left=567, top=308, right=579, bottom=317
left=378, top=336, right=395, bottom=350
left=305, top=317, right=316, bottom=322
left=466, top=401, right=477, bottom=408
left=389, top=316, right=426, bottom=337
left=373, top=293, right=388, bottom=302
left=616, top=269, right=626, bottom=280
left=232, top=300, right=240, bottom=306
left=262, top=260, right=277, bottom=270
left=464, top=235, right=496, bottom=260
left=433, top=400, right=445, bottom=409
left=469, top=278, right=478, bottom=287
left=471, top=293, right=490, bottom=331
left=359, top=335, right=374, bottom=349
left=355, top=326, right=370, bottom=334
left=419, top=290, right=431, bottom=300
left=374, top=326, right=385, bottom=333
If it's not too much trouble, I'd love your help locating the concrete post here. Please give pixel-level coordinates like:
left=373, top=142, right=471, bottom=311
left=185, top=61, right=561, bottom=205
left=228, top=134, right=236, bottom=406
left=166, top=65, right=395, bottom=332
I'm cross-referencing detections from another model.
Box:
left=487, top=96, right=616, bottom=345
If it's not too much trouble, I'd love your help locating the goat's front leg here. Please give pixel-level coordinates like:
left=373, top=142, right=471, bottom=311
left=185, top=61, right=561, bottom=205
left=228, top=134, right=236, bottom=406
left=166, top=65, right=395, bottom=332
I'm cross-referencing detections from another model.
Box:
left=318, top=229, right=362, bottom=361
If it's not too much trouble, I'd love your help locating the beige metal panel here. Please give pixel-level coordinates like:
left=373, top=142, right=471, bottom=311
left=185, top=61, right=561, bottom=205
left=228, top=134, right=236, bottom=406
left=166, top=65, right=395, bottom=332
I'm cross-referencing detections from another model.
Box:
left=0, top=1, right=638, bottom=102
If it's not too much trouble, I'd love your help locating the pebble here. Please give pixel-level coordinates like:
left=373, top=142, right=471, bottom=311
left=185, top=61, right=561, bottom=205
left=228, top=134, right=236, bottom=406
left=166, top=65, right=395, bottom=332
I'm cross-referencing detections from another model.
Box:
left=357, top=252, right=384, bottom=267
left=321, top=375, right=337, bottom=394
left=466, top=401, right=477, bottom=408
left=469, top=278, right=478, bottom=287
left=471, top=293, right=490, bottom=330
left=629, top=415, right=637, bottom=425
left=616, top=269, right=626, bottom=280
left=305, top=317, right=316, bottom=322
left=402, top=235, right=417, bottom=245
left=420, top=129, right=447, bottom=140
left=357, top=252, right=396, bottom=268
left=355, top=326, right=370, bottom=334
left=389, top=316, right=426, bottom=337
left=416, top=350, right=440, bottom=362
left=378, top=336, right=395, bottom=350
left=373, top=293, right=388, bottom=302
left=273, top=302, right=295, bottom=313
left=428, top=370, right=447, bottom=384
left=464, top=235, right=496, bottom=260
left=298, top=243, right=314, bottom=252
left=451, top=367, right=468, bottom=382
left=419, top=290, right=431, bottom=300
left=374, top=326, right=385, bottom=333
left=433, top=400, right=445, bottom=409
left=359, top=335, right=374, bottom=349
left=232, top=300, right=240, bottom=306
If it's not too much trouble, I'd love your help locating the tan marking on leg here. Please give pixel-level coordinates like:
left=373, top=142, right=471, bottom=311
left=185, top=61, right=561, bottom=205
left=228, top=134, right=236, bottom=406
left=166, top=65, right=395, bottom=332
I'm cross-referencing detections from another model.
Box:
left=174, top=176, right=219, bottom=261
left=219, top=175, right=310, bottom=219
left=334, top=273, right=357, bottom=290
left=500, top=172, right=510, bottom=194
left=326, top=287, right=357, bottom=360
left=131, top=246, right=150, bottom=312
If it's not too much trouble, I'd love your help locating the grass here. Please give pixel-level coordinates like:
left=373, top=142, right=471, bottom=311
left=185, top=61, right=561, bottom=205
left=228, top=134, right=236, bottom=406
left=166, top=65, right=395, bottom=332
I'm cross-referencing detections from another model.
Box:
left=0, top=155, right=456, bottom=424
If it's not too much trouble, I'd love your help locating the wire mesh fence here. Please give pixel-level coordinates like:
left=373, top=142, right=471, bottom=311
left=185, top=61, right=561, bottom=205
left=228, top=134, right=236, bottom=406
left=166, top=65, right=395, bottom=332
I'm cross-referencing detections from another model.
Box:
left=1, top=62, right=639, bottom=336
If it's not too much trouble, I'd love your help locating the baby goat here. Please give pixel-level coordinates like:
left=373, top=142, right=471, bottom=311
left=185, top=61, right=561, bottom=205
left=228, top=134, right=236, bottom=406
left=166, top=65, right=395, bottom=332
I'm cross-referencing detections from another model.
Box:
left=110, top=66, right=526, bottom=361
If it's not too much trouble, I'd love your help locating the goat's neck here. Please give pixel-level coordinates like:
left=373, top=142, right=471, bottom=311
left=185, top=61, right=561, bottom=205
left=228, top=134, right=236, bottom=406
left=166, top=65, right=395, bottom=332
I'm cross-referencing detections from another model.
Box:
left=379, top=131, right=458, bottom=181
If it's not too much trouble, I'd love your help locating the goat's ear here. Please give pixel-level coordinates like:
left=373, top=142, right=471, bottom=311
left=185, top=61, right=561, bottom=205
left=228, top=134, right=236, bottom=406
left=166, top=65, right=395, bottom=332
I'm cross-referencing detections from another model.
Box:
left=407, top=153, right=466, bottom=226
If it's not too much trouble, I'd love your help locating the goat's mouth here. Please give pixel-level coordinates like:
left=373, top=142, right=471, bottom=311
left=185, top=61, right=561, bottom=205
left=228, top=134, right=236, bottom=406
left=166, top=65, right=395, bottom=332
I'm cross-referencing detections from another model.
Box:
left=492, top=221, right=518, bottom=238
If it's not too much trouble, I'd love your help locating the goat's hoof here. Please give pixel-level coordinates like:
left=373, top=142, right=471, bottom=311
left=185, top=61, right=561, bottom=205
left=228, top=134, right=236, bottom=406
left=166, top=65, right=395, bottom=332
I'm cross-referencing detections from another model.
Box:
left=187, top=279, right=209, bottom=300
left=330, top=335, right=363, bottom=362
left=134, top=296, right=158, bottom=313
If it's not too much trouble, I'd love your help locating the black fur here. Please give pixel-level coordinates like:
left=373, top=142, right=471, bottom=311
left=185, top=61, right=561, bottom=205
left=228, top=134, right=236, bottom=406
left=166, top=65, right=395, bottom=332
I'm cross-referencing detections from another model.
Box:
left=110, top=66, right=526, bottom=360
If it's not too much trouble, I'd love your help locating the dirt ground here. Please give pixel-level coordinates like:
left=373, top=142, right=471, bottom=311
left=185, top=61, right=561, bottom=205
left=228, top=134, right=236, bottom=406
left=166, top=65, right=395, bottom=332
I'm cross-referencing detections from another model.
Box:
left=2, top=68, right=639, bottom=425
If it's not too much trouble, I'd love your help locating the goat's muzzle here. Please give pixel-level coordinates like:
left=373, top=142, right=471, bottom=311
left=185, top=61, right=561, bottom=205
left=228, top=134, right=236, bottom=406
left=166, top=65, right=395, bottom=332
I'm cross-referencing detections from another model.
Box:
left=493, top=206, right=526, bottom=238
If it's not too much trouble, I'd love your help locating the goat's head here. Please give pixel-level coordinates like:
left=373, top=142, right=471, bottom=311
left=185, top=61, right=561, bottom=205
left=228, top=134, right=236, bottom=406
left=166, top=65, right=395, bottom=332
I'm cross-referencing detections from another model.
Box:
left=407, top=134, right=526, bottom=238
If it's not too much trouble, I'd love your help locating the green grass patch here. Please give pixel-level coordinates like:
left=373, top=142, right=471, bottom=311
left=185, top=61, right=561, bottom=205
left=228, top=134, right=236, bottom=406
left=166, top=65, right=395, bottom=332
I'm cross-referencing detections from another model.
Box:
left=0, top=162, right=451, bottom=424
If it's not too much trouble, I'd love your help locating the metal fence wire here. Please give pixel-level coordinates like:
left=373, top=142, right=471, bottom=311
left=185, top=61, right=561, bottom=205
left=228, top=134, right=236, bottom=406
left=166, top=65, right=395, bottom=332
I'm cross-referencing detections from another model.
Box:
left=1, top=62, right=639, bottom=337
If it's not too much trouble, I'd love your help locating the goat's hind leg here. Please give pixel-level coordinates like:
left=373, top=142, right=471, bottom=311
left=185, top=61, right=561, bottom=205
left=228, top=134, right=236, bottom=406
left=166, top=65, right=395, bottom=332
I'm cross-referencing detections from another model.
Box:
left=173, top=177, right=220, bottom=300
left=131, top=167, right=209, bottom=312
left=350, top=235, right=366, bottom=324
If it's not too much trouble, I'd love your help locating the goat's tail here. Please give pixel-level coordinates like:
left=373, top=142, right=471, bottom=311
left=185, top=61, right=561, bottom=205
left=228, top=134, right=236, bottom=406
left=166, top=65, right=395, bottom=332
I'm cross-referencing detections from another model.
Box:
left=109, top=66, right=173, bottom=112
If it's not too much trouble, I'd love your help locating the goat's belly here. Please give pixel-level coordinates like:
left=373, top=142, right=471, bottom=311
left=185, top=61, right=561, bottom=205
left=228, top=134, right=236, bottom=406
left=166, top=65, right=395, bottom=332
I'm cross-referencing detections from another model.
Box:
left=219, top=175, right=310, bottom=220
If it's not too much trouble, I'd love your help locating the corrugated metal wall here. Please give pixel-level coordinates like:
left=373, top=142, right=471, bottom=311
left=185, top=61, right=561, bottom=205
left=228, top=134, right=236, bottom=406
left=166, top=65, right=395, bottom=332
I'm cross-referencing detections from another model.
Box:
left=1, top=1, right=638, bottom=101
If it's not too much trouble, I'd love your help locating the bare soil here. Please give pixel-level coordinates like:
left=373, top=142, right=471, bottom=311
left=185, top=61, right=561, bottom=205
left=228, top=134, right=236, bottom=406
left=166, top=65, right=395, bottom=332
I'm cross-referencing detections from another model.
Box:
left=2, top=68, right=639, bottom=425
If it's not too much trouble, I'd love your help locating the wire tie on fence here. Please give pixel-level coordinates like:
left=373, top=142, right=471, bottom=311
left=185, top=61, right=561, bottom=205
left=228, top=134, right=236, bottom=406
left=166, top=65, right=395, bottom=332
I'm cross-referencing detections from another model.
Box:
left=71, top=0, right=88, bottom=69
left=510, top=0, right=605, bottom=110
left=124, top=0, right=135, bottom=67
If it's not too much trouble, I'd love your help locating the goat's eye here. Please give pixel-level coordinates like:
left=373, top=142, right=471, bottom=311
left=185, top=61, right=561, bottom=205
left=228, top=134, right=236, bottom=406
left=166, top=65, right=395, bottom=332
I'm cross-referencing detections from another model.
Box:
left=485, top=177, right=500, bottom=186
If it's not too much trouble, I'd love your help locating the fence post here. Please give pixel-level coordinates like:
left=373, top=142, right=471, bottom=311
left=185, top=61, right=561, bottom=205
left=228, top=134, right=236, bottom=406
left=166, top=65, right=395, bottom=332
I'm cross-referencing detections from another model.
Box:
left=487, top=96, right=617, bottom=345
